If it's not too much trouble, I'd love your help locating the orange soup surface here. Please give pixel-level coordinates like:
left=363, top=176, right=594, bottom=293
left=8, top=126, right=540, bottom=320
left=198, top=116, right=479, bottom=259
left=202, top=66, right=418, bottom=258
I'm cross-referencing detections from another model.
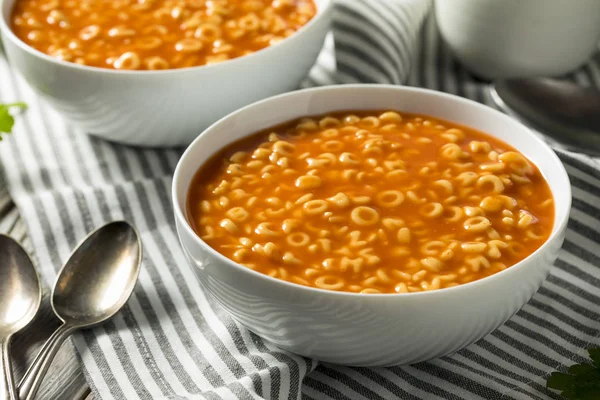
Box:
left=187, top=111, right=554, bottom=294
left=10, top=0, right=317, bottom=70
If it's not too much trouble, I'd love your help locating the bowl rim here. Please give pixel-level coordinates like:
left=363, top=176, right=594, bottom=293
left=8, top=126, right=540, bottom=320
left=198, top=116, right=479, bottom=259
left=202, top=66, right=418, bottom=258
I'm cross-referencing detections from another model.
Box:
left=0, top=0, right=332, bottom=75
left=172, top=84, right=572, bottom=299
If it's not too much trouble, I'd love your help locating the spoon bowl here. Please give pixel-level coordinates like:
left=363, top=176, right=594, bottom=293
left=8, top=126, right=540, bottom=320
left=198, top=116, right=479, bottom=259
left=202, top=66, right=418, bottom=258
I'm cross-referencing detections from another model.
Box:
left=0, top=235, right=41, bottom=336
left=0, top=235, right=41, bottom=400
left=52, top=222, right=142, bottom=326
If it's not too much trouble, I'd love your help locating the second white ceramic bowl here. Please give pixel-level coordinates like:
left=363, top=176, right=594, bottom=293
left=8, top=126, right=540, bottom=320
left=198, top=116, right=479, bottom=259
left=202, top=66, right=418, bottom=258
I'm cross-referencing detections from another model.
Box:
left=173, top=85, right=571, bottom=366
left=0, top=0, right=332, bottom=146
left=435, top=0, right=600, bottom=79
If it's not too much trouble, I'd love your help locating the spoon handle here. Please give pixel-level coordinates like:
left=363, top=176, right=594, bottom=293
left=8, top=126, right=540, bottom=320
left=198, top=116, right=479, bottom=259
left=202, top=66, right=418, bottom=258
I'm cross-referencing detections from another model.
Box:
left=0, top=338, right=17, bottom=400
left=18, top=324, right=76, bottom=400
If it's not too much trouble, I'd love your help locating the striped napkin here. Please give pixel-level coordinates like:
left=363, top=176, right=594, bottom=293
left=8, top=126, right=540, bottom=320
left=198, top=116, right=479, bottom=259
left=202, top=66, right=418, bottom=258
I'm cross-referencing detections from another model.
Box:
left=1, top=1, right=600, bottom=399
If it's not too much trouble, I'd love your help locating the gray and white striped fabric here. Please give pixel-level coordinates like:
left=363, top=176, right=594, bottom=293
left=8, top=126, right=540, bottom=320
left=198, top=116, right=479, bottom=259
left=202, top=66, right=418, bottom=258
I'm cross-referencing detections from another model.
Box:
left=1, top=0, right=600, bottom=399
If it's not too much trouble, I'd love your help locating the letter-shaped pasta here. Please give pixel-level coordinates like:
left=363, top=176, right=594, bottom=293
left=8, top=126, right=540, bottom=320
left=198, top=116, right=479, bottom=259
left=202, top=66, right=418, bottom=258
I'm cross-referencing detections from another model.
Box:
left=421, top=241, right=445, bottom=256
left=348, top=231, right=367, bottom=248
left=113, top=52, right=141, bottom=70
left=378, top=111, right=403, bottom=122
left=386, top=169, right=408, bottom=181
left=79, top=25, right=100, bottom=40
left=281, top=219, right=299, bottom=234
left=383, top=160, right=405, bottom=171
left=444, top=206, right=463, bottom=222
left=238, top=237, right=254, bottom=247
left=518, top=211, right=536, bottom=229
left=339, top=152, right=359, bottom=165
left=361, top=116, right=380, bottom=128
left=219, top=218, right=239, bottom=234
left=444, top=195, right=458, bottom=205
left=340, top=257, right=364, bottom=273
left=318, top=152, right=338, bottom=163
left=108, top=26, right=136, bottom=37
left=487, top=240, right=508, bottom=259
left=461, top=242, right=487, bottom=253
left=341, top=114, right=360, bottom=124
left=382, top=217, right=405, bottom=230
left=295, top=175, right=322, bottom=189
left=255, top=222, right=281, bottom=237
left=324, top=193, right=348, bottom=208
left=229, top=151, right=248, bottom=163
left=440, top=143, right=462, bottom=160
left=376, top=190, right=405, bottom=208
left=479, top=163, right=505, bottom=173
left=396, top=227, right=411, bottom=244
left=282, top=252, right=302, bottom=265
left=420, top=256, right=442, bottom=272
left=479, top=196, right=503, bottom=212
left=350, top=206, right=379, bottom=226
left=136, top=36, right=163, bottom=50
left=303, top=200, right=328, bottom=215
left=287, top=232, right=309, bottom=247
left=502, top=217, right=515, bottom=226
left=456, top=171, right=478, bottom=187
left=434, top=179, right=453, bottom=194
left=420, top=202, right=444, bottom=218
left=246, top=160, right=264, bottom=169
left=144, top=56, right=170, bottom=70
left=294, top=193, right=313, bottom=205
left=322, top=140, right=344, bottom=152
left=194, top=23, right=222, bottom=41
left=319, top=117, right=341, bottom=128
left=232, top=249, right=248, bottom=262
left=315, top=276, right=345, bottom=291
left=226, top=207, right=249, bottom=222
left=175, top=38, right=203, bottom=52
left=296, top=119, right=318, bottom=131
left=463, top=216, right=492, bottom=232
left=341, top=169, right=358, bottom=181
left=200, top=200, right=211, bottom=213
left=499, top=151, right=534, bottom=175
left=469, top=141, right=492, bottom=153
left=306, top=158, right=329, bottom=168
left=376, top=269, right=392, bottom=283
left=440, top=249, right=454, bottom=261
left=252, top=148, right=270, bottom=160
left=321, top=128, right=339, bottom=138
left=465, top=255, right=490, bottom=272
left=273, top=140, right=295, bottom=156
left=252, top=242, right=279, bottom=258
left=361, top=288, right=381, bottom=294
left=477, top=175, right=505, bottom=194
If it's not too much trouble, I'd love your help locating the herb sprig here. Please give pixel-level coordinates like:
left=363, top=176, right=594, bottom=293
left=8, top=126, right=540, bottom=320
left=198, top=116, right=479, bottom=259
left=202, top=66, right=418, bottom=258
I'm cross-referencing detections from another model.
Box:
left=0, top=102, right=27, bottom=140
left=547, top=347, right=600, bottom=399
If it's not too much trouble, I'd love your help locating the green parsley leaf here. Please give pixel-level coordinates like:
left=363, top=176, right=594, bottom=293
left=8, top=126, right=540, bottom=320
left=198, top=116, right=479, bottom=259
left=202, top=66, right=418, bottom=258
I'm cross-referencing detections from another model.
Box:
left=590, top=348, right=600, bottom=368
left=547, top=347, right=600, bottom=400
left=0, top=102, right=27, bottom=140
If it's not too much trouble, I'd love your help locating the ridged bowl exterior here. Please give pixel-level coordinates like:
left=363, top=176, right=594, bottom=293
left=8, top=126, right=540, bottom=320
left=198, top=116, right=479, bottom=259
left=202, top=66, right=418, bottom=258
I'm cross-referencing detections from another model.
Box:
left=0, top=0, right=332, bottom=147
left=173, top=85, right=571, bottom=366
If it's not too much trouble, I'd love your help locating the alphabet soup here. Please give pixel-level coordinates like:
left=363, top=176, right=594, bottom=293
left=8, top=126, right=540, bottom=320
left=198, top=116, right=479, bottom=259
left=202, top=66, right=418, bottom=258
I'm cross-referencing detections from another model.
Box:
left=187, top=111, right=554, bottom=294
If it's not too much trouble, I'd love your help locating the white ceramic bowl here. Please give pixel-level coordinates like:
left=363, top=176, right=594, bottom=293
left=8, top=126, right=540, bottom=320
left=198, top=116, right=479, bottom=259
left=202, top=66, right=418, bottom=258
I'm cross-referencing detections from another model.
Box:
left=0, top=0, right=332, bottom=147
left=173, top=85, right=571, bottom=366
left=435, top=0, right=600, bottom=79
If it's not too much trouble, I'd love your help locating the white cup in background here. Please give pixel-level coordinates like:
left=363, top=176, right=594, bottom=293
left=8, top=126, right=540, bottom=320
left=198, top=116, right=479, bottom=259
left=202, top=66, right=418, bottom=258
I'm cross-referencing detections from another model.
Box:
left=435, top=0, right=600, bottom=79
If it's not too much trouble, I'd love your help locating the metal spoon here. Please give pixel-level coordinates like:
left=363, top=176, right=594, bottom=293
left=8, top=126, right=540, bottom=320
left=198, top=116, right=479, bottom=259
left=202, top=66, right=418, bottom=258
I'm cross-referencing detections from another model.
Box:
left=18, top=221, right=142, bottom=400
left=491, top=78, right=600, bottom=156
left=0, top=235, right=41, bottom=400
